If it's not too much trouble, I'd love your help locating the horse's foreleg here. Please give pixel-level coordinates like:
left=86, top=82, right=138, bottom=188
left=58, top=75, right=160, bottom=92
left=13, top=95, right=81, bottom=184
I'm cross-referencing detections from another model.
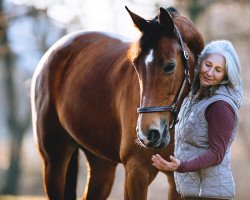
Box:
left=123, top=159, right=158, bottom=200
left=166, top=172, right=182, bottom=200
left=82, top=149, right=118, bottom=200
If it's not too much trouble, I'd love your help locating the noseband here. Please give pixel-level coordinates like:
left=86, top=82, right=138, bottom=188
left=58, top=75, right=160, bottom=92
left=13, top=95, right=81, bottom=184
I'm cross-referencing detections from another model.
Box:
left=137, top=26, right=191, bottom=129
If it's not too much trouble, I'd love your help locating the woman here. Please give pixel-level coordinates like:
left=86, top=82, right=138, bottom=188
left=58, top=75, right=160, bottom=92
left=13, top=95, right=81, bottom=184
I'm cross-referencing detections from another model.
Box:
left=151, top=40, right=243, bottom=200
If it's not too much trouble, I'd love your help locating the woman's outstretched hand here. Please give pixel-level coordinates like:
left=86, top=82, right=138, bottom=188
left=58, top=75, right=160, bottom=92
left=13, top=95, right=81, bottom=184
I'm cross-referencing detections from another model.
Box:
left=151, top=154, right=180, bottom=171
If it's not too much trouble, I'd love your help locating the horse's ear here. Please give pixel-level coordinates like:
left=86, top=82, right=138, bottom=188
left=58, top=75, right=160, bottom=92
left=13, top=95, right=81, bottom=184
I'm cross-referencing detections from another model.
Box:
left=159, top=7, right=174, bottom=35
left=125, top=6, right=148, bottom=32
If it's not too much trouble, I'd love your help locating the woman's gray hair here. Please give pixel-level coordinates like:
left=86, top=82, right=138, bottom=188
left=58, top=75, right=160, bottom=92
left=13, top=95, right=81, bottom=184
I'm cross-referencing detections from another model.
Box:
left=197, top=40, right=242, bottom=87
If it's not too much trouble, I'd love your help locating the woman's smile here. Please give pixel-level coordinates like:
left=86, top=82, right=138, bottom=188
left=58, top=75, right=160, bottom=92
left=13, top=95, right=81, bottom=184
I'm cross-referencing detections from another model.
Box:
left=201, top=74, right=214, bottom=85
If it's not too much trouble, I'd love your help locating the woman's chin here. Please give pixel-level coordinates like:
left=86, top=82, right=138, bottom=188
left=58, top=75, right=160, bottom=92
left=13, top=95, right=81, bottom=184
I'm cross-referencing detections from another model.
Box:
left=200, top=82, right=212, bottom=87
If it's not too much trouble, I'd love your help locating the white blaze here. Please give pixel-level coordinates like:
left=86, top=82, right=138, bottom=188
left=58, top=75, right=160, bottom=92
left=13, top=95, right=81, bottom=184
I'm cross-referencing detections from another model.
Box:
left=144, top=49, right=154, bottom=67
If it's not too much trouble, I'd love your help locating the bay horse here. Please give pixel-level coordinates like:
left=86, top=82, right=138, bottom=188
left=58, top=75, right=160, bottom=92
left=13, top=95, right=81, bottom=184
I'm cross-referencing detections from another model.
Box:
left=31, top=6, right=204, bottom=200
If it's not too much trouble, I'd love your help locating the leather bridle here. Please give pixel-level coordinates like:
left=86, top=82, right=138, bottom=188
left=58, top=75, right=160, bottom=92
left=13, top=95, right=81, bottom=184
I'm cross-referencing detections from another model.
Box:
left=137, top=26, right=191, bottom=129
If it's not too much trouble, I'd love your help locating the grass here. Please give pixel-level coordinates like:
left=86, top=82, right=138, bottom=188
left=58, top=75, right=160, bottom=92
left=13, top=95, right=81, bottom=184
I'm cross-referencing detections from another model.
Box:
left=0, top=196, right=46, bottom=200
left=0, top=196, right=116, bottom=200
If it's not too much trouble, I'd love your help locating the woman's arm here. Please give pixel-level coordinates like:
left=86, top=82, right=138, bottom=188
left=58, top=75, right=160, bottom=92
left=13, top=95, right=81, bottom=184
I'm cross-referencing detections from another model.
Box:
left=152, top=100, right=235, bottom=173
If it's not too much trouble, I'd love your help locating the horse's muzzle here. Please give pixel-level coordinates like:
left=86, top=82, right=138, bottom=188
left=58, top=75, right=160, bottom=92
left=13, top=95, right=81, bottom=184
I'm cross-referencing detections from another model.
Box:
left=137, top=125, right=170, bottom=149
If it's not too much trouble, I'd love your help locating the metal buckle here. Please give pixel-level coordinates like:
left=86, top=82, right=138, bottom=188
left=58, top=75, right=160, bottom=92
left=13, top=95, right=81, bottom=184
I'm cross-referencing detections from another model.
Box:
left=186, top=75, right=191, bottom=84
left=183, top=50, right=189, bottom=59
left=171, top=104, right=177, bottom=112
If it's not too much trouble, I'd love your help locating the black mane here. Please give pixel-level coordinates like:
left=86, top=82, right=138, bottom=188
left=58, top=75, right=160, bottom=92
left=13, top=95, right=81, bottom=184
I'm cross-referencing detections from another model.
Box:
left=139, top=6, right=179, bottom=53
left=139, top=19, right=162, bottom=52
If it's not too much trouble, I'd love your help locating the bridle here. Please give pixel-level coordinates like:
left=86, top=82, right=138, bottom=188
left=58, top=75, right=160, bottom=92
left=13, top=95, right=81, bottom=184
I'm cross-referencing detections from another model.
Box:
left=137, top=25, right=191, bottom=129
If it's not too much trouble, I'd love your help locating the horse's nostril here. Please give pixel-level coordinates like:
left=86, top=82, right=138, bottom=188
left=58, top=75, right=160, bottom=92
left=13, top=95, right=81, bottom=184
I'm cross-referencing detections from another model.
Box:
left=147, top=129, right=160, bottom=143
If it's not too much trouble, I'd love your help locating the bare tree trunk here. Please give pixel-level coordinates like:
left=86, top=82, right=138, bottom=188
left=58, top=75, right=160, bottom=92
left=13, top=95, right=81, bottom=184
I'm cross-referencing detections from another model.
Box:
left=0, top=0, right=30, bottom=194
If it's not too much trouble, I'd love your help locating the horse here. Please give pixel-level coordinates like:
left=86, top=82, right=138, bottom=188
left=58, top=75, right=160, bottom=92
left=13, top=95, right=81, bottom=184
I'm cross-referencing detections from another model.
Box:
left=31, top=6, right=204, bottom=200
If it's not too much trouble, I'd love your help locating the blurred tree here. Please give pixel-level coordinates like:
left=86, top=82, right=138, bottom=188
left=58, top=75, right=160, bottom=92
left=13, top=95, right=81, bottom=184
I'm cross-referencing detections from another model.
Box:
left=0, top=0, right=66, bottom=194
left=0, top=0, right=31, bottom=194
left=0, top=0, right=25, bottom=194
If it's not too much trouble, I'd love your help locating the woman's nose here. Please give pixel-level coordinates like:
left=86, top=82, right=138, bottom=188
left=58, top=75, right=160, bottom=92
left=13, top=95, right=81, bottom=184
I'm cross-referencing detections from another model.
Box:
left=206, top=68, right=213, bottom=76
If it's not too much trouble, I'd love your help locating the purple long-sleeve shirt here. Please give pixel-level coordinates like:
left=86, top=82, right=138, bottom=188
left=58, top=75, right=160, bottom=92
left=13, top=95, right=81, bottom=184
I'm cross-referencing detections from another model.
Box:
left=177, top=100, right=235, bottom=173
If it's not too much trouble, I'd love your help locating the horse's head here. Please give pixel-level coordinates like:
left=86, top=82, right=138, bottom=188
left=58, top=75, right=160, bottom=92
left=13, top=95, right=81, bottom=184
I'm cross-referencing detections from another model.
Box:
left=126, top=6, right=204, bottom=149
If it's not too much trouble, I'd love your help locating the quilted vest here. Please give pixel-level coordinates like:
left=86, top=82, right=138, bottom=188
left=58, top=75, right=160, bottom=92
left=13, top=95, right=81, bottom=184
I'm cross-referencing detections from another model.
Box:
left=174, top=85, right=243, bottom=199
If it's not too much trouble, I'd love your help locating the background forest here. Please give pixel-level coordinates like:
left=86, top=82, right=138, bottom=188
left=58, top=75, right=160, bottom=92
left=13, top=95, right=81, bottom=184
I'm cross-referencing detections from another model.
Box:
left=0, top=0, right=250, bottom=199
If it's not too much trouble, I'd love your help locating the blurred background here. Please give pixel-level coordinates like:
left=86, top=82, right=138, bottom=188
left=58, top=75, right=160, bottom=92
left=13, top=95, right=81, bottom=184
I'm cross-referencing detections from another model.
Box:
left=0, top=0, right=249, bottom=199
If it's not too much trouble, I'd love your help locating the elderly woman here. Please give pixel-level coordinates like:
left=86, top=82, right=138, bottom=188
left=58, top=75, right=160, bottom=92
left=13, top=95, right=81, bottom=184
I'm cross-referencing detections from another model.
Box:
left=151, top=40, right=243, bottom=200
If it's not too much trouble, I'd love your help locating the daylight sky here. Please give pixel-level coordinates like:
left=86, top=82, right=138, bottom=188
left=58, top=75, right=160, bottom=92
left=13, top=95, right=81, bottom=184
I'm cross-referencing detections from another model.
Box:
left=9, top=0, right=175, bottom=39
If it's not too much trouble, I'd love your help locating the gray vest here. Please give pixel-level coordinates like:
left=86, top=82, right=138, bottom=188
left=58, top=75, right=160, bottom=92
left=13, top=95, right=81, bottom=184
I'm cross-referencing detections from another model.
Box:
left=174, top=85, right=243, bottom=199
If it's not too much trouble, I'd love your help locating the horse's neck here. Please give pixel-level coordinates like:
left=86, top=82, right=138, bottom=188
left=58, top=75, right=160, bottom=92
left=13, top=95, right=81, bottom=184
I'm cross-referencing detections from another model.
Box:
left=114, top=58, right=140, bottom=115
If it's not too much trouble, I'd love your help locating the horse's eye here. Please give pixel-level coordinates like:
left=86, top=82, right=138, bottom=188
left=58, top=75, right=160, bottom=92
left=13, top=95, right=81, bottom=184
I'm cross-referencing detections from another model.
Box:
left=163, top=63, right=175, bottom=73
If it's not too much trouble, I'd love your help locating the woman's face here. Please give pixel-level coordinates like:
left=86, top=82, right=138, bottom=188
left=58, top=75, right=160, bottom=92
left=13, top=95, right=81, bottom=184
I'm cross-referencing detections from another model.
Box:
left=199, top=53, right=226, bottom=87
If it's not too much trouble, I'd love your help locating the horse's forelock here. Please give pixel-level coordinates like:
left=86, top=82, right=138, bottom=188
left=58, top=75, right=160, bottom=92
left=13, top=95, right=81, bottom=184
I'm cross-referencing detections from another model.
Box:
left=139, top=20, right=161, bottom=52
left=138, top=7, right=180, bottom=53
left=139, top=18, right=178, bottom=54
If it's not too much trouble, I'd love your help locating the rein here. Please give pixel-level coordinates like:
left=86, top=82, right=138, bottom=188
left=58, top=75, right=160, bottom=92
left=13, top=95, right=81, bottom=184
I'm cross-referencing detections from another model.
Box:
left=137, top=26, right=191, bottom=129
